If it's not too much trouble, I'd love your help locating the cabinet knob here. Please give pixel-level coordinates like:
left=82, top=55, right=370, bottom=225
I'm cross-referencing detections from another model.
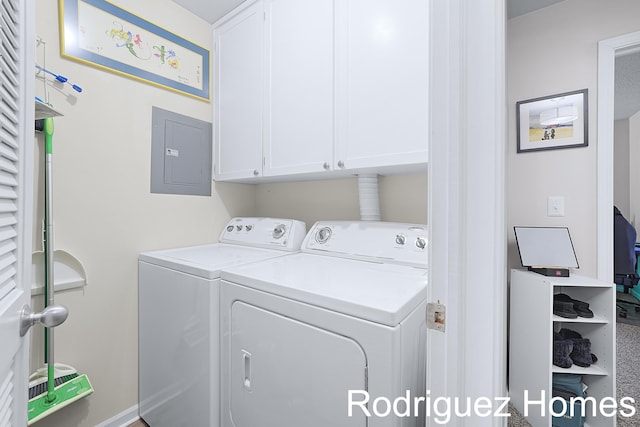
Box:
left=337, top=160, right=345, bottom=168
left=323, top=162, right=330, bottom=170
left=253, top=169, right=259, bottom=176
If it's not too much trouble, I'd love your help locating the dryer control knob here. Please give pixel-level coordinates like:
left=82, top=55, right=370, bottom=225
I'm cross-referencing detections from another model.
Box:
left=226, top=225, right=234, bottom=232
left=245, top=225, right=253, bottom=231
left=416, top=237, right=426, bottom=250
left=273, top=224, right=286, bottom=239
left=315, top=227, right=332, bottom=244
left=395, top=234, right=406, bottom=245
left=236, top=225, right=243, bottom=231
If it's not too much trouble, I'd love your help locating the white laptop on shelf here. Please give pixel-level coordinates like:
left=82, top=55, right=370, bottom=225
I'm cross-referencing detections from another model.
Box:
left=514, top=226, right=579, bottom=277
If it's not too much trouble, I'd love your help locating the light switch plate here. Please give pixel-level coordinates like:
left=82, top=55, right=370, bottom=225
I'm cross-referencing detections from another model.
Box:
left=547, top=196, right=565, bottom=217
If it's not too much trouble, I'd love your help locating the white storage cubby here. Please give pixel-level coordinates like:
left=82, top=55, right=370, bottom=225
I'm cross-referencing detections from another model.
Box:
left=213, top=0, right=428, bottom=183
left=509, top=269, right=615, bottom=427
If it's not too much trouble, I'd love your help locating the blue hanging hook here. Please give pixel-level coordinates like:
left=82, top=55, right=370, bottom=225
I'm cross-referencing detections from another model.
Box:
left=35, top=65, right=83, bottom=93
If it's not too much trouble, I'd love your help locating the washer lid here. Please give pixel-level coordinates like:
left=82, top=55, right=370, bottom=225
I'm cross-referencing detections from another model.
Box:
left=139, top=243, right=293, bottom=279
left=221, top=253, right=428, bottom=326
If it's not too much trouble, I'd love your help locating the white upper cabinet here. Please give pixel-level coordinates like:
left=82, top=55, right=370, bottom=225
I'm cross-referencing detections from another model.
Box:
left=335, top=0, right=429, bottom=171
left=213, top=1, right=264, bottom=180
left=263, top=0, right=335, bottom=177
left=213, top=0, right=428, bottom=182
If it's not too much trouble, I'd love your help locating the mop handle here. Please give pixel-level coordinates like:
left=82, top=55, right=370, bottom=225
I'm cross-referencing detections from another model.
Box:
left=43, top=117, right=53, bottom=307
left=44, top=117, right=53, bottom=155
left=43, top=118, right=56, bottom=402
left=44, top=117, right=54, bottom=309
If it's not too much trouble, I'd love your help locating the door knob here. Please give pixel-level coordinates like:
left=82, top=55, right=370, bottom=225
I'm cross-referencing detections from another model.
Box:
left=20, top=304, right=68, bottom=337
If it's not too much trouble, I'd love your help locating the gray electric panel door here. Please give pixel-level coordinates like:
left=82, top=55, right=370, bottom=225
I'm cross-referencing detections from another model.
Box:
left=151, top=107, right=212, bottom=196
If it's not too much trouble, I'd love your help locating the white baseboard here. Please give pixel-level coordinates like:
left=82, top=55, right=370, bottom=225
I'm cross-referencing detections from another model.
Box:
left=95, top=404, right=139, bottom=427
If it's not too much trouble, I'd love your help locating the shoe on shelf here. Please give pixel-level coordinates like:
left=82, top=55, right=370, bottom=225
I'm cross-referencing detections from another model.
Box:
left=553, top=300, right=578, bottom=318
left=553, top=332, right=574, bottom=368
left=554, top=293, right=594, bottom=318
left=558, top=328, right=598, bottom=367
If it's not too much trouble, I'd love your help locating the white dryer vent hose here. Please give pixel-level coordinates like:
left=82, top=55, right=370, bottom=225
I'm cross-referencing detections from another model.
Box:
left=358, top=174, right=381, bottom=221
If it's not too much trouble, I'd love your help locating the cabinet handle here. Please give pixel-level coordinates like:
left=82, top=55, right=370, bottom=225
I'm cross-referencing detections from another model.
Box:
left=323, top=162, right=330, bottom=170
left=253, top=169, right=259, bottom=176
left=337, top=160, right=345, bottom=168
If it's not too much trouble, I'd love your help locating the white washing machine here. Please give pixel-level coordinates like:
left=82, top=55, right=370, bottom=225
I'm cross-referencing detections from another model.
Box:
left=138, top=217, right=306, bottom=427
left=219, top=221, right=428, bottom=427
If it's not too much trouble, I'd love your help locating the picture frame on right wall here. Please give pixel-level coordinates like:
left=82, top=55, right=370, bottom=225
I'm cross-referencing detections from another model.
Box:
left=516, top=89, right=588, bottom=153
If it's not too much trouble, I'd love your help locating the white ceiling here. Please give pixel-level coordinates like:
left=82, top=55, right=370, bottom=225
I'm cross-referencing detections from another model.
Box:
left=172, top=0, right=640, bottom=120
left=172, top=0, right=558, bottom=24
left=507, top=0, right=565, bottom=19
left=172, top=0, right=243, bottom=23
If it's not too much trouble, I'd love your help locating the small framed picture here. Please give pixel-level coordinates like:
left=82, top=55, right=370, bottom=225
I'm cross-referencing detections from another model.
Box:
left=516, top=89, right=588, bottom=153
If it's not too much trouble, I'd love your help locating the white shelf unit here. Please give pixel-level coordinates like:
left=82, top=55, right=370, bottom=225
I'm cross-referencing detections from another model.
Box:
left=509, top=269, right=615, bottom=427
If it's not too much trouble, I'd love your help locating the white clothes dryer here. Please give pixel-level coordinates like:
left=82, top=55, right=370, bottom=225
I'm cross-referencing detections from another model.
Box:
left=219, top=221, right=428, bottom=427
left=138, top=217, right=306, bottom=427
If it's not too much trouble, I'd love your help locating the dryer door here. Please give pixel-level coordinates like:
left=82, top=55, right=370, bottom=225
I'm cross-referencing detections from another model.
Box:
left=229, top=301, right=367, bottom=426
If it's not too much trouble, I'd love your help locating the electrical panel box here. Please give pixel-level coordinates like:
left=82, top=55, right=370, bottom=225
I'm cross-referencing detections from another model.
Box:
left=151, top=107, right=212, bottom=196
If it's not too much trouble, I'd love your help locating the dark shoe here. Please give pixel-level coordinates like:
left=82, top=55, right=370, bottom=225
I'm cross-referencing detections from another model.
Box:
left=569, top=338, right=593, bottom=367
left=553, top=301, right=578, bottom=318
left=558, top=328, right=597, bottom=367
left=558, top=328, right=583, bottom=341
left=554, top=293, right=594, bottom=318
left=553, top=332, right=574, bottom=368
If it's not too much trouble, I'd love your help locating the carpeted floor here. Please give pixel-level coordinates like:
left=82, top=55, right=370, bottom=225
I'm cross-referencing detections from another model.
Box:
left=615, top=322, right=640, bottom=426
left=617, top=292, right=640, bottom=326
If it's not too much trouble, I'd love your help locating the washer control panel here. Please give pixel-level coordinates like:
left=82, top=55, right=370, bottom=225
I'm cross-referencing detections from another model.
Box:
left=303, top=221, right=427, bottom=268
left=219, top=217, right=306, bottom=251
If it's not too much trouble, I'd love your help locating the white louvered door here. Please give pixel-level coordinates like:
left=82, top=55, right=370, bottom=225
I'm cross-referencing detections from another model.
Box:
left=0, top=0, right=34, bottom=425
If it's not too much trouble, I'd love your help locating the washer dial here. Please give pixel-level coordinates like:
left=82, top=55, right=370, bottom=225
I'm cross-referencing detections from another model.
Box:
left=315, top=226, right=332, bottom=244
left=272, top=224, right=286, bottom=239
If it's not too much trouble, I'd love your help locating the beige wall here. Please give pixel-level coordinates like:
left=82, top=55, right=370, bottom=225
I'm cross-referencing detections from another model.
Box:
left=255, top=173, right=428, bottom=227
left=630, top=111, right=640, bottom=228
left=614, top=118, right=630, bottom=215
left=614, top=113, right=640, bottom=227
left=507, top=0, right=640, bottom=276
left=33, top=1, right=255, bottom=426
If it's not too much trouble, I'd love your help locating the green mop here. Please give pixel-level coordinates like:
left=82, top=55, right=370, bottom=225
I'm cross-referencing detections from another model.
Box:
left=27, top=118, right=93, bottom=424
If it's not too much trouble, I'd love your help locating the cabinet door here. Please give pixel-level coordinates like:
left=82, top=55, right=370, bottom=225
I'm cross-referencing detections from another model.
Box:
left=213, top=2, right=264, bottom=181
left=263, top=0, right=335, bottom=177
left=335, top=0, right=428, bottom=170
